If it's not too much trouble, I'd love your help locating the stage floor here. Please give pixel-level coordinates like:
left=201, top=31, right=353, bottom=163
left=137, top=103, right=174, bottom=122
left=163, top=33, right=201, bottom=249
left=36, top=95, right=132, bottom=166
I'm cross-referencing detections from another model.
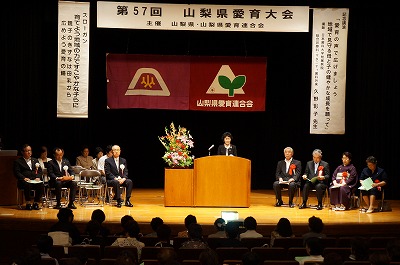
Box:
left=0, top=189, right=398, bottom=232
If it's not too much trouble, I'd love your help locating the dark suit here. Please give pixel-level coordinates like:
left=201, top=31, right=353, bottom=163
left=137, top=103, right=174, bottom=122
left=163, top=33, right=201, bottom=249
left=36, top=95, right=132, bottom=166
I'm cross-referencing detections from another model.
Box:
left=47, top=158, right=77, bottom=204
left=105, top=156, right=133, bottom=202
left=217, top=145, right=237, bottom=156
left=302, top=160, right=330, bottom=204
left=13, top=157, right=44, bottom=202
left=273, top=159, right=302, bottom=204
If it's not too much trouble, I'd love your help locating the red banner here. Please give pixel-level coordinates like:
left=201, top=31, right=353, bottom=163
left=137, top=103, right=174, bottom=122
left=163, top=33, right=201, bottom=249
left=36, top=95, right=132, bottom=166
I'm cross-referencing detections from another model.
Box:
left=189, top=56, right=266, bottom=111
left=106, top=54, right=266, bottom=111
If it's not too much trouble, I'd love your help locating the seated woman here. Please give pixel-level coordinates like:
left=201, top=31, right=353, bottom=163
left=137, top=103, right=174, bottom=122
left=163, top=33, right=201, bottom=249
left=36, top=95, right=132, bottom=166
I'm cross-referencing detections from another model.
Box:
left=329, top=151, right=358, bottom=211
left=270, top=217, right=295, bottom=247
left=359, top=156, right=388, bottom=213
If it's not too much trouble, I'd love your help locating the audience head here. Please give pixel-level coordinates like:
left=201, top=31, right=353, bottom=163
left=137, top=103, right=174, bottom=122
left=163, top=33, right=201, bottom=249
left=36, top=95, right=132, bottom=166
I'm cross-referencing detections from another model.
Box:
left=12, top=247, right=41, bottom=265
left=157, top=247, right=178, bottom=265
left=150, top=217, right=164, bottom=232
left=225, top=221, right=240, bottom=239
left=121, top=215, right=134, bottom=227
left=244, top=216, right=257, bottom=230
left=85, top=220, right=101, bottom=238
left=124, top=219, right=141, bottom=238
left=199, top=248, right=219, bottom=265
left=386, top=239, right=400, bottom=262
left=350, top=237, right=369, bottom=261
left=369, top=249, right=391, bottom=265
left=184, top=214, right=197, bottom=229
left=188, top=223, right=203, bottom=240
left=37, top=234, right=54, bottom=254
left=57, top=208, right=74, bottom=223
left=91, top=209, right=106, bottom=224
left=308, top=215, right=324, bottom=233
left=242, top=251, right=262, bottom=265
left=305, top=237, right=323, bottom=255
left=156, top=224, right=172, bottom=242
left=115, top=250, right=138, bottom=265
left=276, top=217, right=293, bottom=237
left=213, top=218, right=226, bottom=232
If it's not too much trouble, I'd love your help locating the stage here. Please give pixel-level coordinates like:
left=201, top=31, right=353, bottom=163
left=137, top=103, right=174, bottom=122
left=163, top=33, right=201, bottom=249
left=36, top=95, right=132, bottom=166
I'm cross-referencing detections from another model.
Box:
left=0, top=189, right=399, bottom=264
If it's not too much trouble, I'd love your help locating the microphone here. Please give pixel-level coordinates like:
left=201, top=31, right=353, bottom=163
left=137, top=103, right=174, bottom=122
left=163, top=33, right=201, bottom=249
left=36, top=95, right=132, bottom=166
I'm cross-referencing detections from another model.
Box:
left=208, top=144, right=214, bottom=156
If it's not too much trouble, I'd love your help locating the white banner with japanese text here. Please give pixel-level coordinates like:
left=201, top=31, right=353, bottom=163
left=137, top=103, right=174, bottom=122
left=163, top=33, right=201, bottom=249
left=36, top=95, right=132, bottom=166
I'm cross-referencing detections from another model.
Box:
left=310, top=8, right=349, bottom=134
left=97, top=2, right=309, bottom=32
left=57, top=1, right=90, bottom=118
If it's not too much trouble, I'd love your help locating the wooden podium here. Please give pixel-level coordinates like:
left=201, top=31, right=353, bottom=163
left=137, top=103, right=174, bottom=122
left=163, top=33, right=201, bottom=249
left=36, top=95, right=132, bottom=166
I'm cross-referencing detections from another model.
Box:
left=194, top=156, right=251, bottom=207
left=0, top=155, right=18, bottom=206
left=164, top=168, right=194, bottom=206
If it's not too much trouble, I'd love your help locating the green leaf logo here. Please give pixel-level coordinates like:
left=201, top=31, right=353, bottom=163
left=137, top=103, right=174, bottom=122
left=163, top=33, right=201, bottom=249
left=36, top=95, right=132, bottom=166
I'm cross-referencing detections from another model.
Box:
left=218, top=75, right=246, bottom=97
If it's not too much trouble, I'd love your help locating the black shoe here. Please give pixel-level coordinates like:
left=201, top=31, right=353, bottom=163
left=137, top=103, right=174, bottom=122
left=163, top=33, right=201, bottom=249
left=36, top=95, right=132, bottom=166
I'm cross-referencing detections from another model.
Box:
left=54, top=203, right=62, bottom=209
left=25, top=204, right=32, bottom=210
left=317, top=204, right=323, bottom=210
left=299, top=202, right=307, bottom=209
left=289, top=202, right=295, bottom=208
left=67, top=203, right=77, bottom=209
left=33, top=203, right=40, bottom=210
left=275, top=201, right=283, bottom=207
left=125, top=201, right=133, bottom=207
left=116, top=202, right=122, bottom=208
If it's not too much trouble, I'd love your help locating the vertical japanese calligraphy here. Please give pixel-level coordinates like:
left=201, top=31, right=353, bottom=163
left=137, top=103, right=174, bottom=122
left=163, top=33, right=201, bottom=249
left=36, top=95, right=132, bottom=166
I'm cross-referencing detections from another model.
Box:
left=57, top=1, right=90, bottom=118
left=310, top=8, right=349, bottom=134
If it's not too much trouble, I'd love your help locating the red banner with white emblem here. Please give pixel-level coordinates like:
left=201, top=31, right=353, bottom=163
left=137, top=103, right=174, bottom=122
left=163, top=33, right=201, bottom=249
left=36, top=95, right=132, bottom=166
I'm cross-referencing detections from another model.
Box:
left=106, top=54, right=266, bottom=111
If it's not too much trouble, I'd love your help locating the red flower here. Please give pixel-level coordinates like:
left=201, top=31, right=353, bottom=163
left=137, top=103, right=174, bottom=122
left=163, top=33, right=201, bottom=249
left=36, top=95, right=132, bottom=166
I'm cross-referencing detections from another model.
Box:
left=342, top=172, right=348, bottom=177
left=318, top=166, right=324, bottom=171
left=374, top=179, right=381, bottom=191
left=289, top=164, right=296, bottom=175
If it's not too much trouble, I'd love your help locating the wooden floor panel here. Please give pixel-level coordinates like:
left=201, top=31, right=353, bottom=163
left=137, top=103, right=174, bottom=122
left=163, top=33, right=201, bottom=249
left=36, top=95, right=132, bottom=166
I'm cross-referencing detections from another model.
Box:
left=1, top=189, right=398, bottom=234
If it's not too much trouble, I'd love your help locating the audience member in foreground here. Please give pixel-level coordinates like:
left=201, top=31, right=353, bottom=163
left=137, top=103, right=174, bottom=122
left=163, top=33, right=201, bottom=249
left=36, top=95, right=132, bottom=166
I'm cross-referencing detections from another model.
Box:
left=48, top=208, right=81, bottom=245
left=180, top=223, right=208, bottom=249
left=89, top=208, right=110, bottom=237
left=207, top=218, right=227, bottom=238
left=294, top=237, right=324, bottom=265
left=239, top=216, right=263, bottom=239
left=144, top=217, right=164, bottom=237
left=37, top=234, right=60, bottom=265
left=111, top=219, right=145, bottom=260
left=155, top=224, right=173, bottom=247
left=177, top=214, right=197, bottom=237
left=270, top=217, right=295, bottom=247
left=302, top=216, right=326, bottom=245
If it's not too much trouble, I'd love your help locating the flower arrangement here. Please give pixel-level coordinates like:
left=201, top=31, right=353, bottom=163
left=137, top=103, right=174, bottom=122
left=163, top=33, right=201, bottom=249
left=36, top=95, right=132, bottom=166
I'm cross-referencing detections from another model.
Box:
left=158, top=122, right=195, bottom=168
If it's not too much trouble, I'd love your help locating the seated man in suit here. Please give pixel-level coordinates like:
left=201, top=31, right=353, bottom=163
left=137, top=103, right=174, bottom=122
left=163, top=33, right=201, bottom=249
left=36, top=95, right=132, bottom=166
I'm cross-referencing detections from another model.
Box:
left=273, top=147, right=302, bottom=208
left=299, top=149, right=330, bottom=210
left=47, top=147, right=78, bottom=209
left=13, top=144, right=44, bottom=210
left=105, top=145, right=133, bottom=208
